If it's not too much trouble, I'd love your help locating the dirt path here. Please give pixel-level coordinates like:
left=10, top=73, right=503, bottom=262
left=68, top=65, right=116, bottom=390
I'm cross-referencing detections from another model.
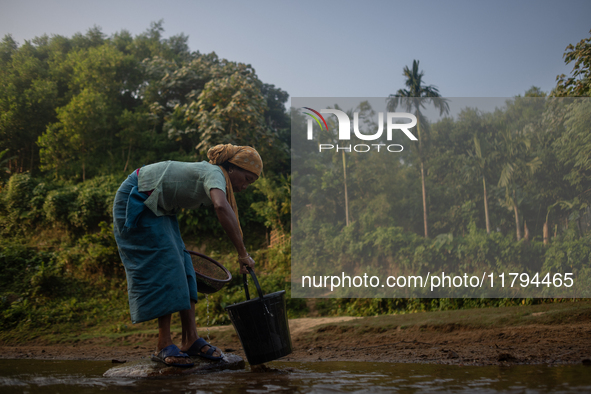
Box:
left=2, top=303, right=591, bottom=366
left=287, top=316, right=361, bottom=336
left=286, top=322, right=591, bottom=366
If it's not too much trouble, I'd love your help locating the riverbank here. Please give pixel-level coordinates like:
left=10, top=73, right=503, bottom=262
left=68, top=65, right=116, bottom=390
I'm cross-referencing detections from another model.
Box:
left=2, top=301, right=590, bottom=366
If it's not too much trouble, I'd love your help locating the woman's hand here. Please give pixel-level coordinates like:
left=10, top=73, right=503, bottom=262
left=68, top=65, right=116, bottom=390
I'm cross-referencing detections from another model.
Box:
left=238, top=254, right=255, bottom=275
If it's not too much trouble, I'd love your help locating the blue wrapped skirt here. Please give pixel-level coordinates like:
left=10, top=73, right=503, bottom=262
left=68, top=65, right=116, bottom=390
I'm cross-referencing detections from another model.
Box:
left=113, top=171, right=198, bottom=324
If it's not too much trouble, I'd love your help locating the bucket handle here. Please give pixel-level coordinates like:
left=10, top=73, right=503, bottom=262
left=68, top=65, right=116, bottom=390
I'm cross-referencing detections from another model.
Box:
left=243, top=267, right=265, bottom=301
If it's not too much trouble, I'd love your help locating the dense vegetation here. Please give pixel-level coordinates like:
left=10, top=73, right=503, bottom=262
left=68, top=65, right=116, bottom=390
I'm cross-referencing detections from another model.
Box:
left=290, top=31, right=591, bottom=301
left=0, top=22, right=293, bottom=337
left=0, top=25, right=590, bottom=339
left=291, top=95, right=591, bottom=298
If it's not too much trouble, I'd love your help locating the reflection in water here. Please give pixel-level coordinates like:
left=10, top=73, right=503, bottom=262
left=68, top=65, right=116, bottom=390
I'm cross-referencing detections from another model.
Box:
left=1, top=359, right=591, bottom=393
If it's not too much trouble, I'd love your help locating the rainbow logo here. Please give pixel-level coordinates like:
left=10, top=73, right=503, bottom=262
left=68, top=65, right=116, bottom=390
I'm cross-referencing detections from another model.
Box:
left=303, top=107, right=329, bottom=131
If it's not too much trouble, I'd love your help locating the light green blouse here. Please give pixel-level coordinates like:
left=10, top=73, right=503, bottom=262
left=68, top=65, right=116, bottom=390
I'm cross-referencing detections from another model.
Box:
left=138, top=161, right=226, bottom=216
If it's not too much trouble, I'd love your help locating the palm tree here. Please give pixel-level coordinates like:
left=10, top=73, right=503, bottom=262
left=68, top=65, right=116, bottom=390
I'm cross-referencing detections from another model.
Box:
left=465, top=111, right=500, bottom=235
left=471, top=134, right=493, bottom=233
left=497, top=128, right=541, bottom=241
left=387, top=60, right=449, bottom=238
left=315, top=103, right=354, bottom=226
left=324, top=102, right=375, bottom=227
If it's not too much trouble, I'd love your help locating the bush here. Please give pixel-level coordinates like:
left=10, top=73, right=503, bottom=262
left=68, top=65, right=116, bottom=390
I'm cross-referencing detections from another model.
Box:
left=67, top=221, right=123, bottom=278
left=30, top=260, right=68, bottom=297
left=1, top=174, right=37, bottom=234
left=70, top=175, right=119, bottom=230
left=3, top=173, right=36, bottom=213
left=43, top=187, right=78, bottom=227
left=543, top=234, right=591, bottom=273
left=29, top=182, right=56, bottom=224
left=1, top=174, right=120, bottom=233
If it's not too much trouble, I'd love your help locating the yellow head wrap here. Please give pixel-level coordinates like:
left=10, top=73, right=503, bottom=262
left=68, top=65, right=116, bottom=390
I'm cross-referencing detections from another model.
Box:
left=207, top=144, right=263, bottom=239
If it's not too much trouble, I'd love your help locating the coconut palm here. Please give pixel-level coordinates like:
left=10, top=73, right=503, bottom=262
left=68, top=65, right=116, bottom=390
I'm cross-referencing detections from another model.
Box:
left=387, top=60, right=449, bottom=238
left=470, top=133, right=495, bottom=234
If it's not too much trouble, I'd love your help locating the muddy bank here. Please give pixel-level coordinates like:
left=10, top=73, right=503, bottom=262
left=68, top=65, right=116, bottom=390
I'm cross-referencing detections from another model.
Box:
left=2, top=302, right=591, bottom=366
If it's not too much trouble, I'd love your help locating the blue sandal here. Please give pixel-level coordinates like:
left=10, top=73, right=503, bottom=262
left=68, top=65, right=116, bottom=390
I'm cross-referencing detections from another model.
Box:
left=185, top=337, right=223, bottom=361
left=151, top=344, right=194, bottom=367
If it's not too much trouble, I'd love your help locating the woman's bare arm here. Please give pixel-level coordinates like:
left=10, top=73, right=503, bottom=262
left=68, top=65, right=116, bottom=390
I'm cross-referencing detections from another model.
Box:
left=210, top=188, right=255, bottom=274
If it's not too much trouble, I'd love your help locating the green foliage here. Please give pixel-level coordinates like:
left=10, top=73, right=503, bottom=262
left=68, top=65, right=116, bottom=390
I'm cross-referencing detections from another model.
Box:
left=0, top=242, right=53, bottom=296
left=61, top=221, right=123, bottom=278
left=0, top=241, right=68, bottom=328
left=38, top=85, right=123, bottom=180
left=1, top=173, right=119, bottom=235
left=3, top=173, right=36, bottom=213
left=29, top=260, right=68, bottom=298
left=250, top=174, right=291, bottom=232
left=294, top=91, right=591, bottom=299
left=193, top=67, right=269, bottom=152
left=30, top=181, right=55, bottom=211
left=0, top=149, right=14, bottom=181
left=1, top=22, right=289, bottom=182
left=294, top=205, right=572, bottom=298
left=554, top=29, right=591, bottom=97
left=69, top=176, right=119, bottom=230
left=386, top=60, right=450, bottom=238
left=543, top=233, right=591, bottom=273
left=556, top=100, right=591, bottom=192
left=2, top=25, right=591, bottom=340
left=311, top=296, right=574, bottom=318
left=43, top=187, right=78, bottom=226
left=0, top=230, right=127, bottom=331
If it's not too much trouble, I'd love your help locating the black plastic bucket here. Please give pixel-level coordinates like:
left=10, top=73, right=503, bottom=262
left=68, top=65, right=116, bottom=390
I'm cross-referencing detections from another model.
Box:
left=224, top=267, right=292, bottom=365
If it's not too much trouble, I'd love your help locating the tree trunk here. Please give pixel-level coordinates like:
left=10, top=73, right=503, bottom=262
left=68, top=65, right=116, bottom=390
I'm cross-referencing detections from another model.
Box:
left=342, top=149, right=349, bottom=226
left=512, top=189, right=521, bottom=241
left=415, top=114, right=428, bottom=238
left=543, top=221, right=549, bottom=245
left=513, top=203, right=521, bottom=241
left=523, top=220, right=530, bottom=242
left=82, top=159, right=86, bottom=182
left=483, top=176, right=490, bottom=234
left=30, top=141, right=34, bottom=172
left=123, top=139, right=132, bottom=173
left=421, top=160, right=428, bottom=238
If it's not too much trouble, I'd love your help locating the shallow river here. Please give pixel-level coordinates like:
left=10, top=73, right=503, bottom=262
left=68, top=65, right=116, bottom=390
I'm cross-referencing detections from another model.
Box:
left=1, top=359, right=591, bottom=393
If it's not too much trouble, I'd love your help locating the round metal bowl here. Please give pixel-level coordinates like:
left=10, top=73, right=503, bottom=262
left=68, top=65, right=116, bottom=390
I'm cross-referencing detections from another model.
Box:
left=185, top=250, right=232, bottom=294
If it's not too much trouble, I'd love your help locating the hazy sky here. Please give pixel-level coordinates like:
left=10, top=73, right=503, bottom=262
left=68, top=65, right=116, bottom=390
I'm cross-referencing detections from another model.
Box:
left=1, top=0, right=590, bottom=101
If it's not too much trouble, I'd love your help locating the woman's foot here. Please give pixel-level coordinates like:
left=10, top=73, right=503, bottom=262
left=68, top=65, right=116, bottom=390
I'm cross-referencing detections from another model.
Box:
left=182, top=337, right=223, bottom=360
left=152, top=344, right=194, bottom=367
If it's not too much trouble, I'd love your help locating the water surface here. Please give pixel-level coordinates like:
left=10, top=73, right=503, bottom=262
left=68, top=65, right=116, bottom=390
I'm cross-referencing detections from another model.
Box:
left=1, top=359, right=591, bottom=393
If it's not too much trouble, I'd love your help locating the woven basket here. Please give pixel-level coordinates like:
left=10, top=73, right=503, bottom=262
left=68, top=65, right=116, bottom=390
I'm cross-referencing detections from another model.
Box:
left=185, top=250, right=232, bottom=294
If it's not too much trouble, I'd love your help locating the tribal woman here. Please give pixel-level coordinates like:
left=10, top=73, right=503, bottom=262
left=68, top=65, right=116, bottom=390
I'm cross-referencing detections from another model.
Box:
left=113, top=144, right=262, bottom=367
